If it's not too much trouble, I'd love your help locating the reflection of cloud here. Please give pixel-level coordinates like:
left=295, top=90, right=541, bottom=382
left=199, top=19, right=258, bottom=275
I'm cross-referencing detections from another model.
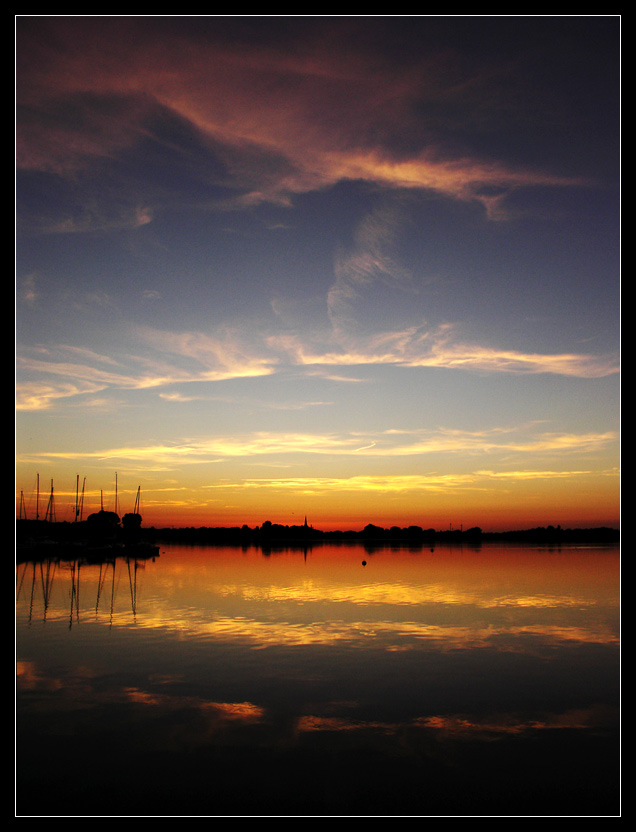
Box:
left=18, top=550, right=619, bottom=671
left=416, top=706, right=616, bottom=740
left=123, top=688, right=264, bottom=723
left=16, top=661, right=63, bottom=692
left=296, top=706, right=617, bottom=739
left=98, top=614, right=621, bottom=652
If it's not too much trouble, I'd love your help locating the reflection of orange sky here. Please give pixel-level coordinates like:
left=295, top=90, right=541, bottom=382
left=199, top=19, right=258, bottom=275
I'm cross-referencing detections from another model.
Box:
left=17, top=543, right=619, bottom=781
left=153, top=542, right=620, bottom=600
left=17, top=544, right=619, bottom=651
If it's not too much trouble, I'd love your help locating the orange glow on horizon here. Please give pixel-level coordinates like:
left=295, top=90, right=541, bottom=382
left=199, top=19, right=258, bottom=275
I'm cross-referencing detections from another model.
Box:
left=16, top=474, right=619, bottom=533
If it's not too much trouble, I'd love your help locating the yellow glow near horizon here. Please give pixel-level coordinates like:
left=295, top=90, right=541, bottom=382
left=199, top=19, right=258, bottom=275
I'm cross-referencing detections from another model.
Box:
left=15, top=464, right=619, bottom=531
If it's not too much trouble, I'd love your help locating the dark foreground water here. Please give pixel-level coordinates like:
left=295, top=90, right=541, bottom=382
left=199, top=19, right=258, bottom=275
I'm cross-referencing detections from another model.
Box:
left=16, top=541, right=620, bottom=816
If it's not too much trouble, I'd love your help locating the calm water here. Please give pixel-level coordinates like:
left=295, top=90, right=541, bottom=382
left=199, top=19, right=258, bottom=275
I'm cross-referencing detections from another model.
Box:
left=16, top=541, right=620, bottom=816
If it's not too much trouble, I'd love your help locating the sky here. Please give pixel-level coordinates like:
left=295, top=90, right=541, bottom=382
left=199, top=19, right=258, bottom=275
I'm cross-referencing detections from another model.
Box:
left=15, top=16, right=620, bottom=532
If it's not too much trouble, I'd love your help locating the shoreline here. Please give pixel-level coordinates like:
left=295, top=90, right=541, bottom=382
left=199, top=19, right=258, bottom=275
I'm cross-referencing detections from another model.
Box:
left=16, top=518, right=620, bottom=547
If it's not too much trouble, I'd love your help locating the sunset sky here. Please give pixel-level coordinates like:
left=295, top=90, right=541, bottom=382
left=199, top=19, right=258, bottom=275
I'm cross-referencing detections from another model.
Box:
left=15, top=16, right=620, bottom=531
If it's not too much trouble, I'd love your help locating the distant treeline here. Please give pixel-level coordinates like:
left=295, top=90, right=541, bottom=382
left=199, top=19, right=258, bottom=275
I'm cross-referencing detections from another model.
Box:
left=16, top=517, right=619, bottom=548
left=150, top=522, right=619, bottom=547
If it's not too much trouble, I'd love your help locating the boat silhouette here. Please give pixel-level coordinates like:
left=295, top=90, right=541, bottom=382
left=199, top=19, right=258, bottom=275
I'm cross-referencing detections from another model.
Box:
left=16, top=480, right=159, bottom=562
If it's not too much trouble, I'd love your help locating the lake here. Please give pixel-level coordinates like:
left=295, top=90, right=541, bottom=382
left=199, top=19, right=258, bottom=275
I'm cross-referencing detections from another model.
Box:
left=16, top=540, right=620, bottom=816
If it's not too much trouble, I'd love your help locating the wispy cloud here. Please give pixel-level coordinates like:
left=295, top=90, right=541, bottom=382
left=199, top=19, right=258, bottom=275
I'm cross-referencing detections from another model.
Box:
left=36, top=204, right=154, bottom=236
left=14, top=17, right=617, bottom=418
left=138, top=326, right=277, bottom=380
left=271, top=197, right=618, bottom=379
left=328, top=202, right=413, bottom=341
left=18, top=274, right=39, bottom=306
left=271, top=323, right=619, bottom=379
left=18, top=424, right=617, bottom=466
left=16, top=329, right=278, bottom=411
left=203, top=469, right=605, bottom=496
left=15, top=380, right=110, bottom=412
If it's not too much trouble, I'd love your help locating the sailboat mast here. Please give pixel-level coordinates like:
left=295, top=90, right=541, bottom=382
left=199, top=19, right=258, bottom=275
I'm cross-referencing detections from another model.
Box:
left=79, top=478, right=86, bottom=522
left=44, top=479, right=55, bottom=522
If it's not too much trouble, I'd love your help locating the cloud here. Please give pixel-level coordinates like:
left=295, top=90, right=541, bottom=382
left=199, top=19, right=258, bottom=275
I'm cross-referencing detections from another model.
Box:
left=271, top=323, right=619, bottom=379
left=15, top=380, right=110, bottom=411
left=138, top=326, right=278, bottom=380
left=37, top=204, right=154, bottom=236
left=19, top=274, right=39, bottom=306
left=17, top=309, right=618, bottom=413
left=328, top=202, right=413, bottom=340
left=18, top=424, right=617, bottom=466
left=400, top=341, right=620, bottom=378
left=16, top=18, right=586, bottom=217
left=269, top=193, right=618, bottom=380
left=15, top=328, right=277, bottom=411
left=203, top=469, right=605, bottom=496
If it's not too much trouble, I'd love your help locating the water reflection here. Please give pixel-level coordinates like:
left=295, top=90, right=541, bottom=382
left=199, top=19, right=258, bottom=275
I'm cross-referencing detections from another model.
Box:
left=17, top=551, right=149, bottom=626
left=16, top=543, right=619, bottom=816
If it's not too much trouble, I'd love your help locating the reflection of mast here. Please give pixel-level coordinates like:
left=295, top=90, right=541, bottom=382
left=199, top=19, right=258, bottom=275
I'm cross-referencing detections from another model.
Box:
left=127, top=558, right=138, bottom=618
left=40, top=559, right=56, bottom=621
left=96, top=561, right=107, bottom=613
left=17, top=552, right=148, bottom=628
left=95, top=560, right=118, bottom=626
left=28, top=564, right=37, bottom=623
left=17, top=562, right=38, bottom=624
left=16, top=559, right=58, bottom=624
left=69, top=561, right=81, bottom=629
left=111, top=559, right=117, bottom=625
